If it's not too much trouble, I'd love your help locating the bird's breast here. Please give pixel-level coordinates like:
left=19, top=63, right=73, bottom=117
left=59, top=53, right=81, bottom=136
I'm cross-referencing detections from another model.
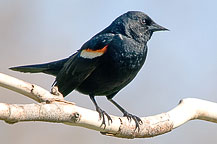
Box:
left=107, top=42, right=147, bottom=71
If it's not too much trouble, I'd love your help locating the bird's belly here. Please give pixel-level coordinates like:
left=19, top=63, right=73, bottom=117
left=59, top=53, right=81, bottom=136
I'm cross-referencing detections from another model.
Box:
left=76, top=57, right=144, bottom=96
left=76, top=71, right=135, bottom=96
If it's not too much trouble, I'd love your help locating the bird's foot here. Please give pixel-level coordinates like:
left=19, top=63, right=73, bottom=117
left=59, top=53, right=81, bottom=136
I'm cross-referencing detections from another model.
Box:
left=96, top=107, right=112, bottom=128
left=123, top=112, right=143, bottom=131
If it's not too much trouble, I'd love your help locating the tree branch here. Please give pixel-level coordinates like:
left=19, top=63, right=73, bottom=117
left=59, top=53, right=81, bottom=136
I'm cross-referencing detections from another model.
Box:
left=0, top=73, right=217, bottom=139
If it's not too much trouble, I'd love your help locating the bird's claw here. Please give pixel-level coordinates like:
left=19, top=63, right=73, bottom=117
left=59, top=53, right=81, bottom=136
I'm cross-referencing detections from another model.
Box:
left=123, top=112, right=143, bottom=131
left=96, top=107, right=112, bottom=128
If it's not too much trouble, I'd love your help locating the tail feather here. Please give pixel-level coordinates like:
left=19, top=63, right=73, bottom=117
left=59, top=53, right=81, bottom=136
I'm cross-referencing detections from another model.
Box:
left=9, top=58, right=69, bottom=76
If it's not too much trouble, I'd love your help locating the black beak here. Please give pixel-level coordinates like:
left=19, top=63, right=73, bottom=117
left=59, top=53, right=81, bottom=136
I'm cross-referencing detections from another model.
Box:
left=148, top=23, right=169, bottom=32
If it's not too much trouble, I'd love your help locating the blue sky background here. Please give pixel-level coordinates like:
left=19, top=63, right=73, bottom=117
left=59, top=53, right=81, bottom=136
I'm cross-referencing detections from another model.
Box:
left=0, top=0, right=217, bottom=143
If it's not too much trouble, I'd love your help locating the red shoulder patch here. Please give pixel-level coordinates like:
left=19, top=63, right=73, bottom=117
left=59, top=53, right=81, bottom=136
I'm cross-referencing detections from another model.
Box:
left=80, top=45, right=109, bottom=59
left=85, top=45, right=108, bottom=53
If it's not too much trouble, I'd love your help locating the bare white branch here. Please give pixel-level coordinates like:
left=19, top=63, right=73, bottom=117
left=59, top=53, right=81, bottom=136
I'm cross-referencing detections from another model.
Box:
left=0, top=72, right=217, bottom=139
left=0, top=73, right=64, bottom=102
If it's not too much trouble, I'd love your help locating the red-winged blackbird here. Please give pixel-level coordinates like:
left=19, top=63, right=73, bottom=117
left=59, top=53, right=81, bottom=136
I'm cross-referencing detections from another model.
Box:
left=10, top=11, right=168, bottom=130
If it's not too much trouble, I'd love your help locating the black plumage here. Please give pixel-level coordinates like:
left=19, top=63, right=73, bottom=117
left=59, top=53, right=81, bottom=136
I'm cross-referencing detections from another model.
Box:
left=10, top=11, right=168, bottom=130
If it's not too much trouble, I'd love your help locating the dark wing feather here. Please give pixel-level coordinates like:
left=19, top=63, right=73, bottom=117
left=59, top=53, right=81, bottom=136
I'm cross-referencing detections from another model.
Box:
left=54, top=33, right=115, bottom=96
left=54, top=52, right=98, bottom=96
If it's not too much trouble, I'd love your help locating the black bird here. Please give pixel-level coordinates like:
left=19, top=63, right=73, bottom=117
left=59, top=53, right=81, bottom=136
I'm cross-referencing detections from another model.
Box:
left=10, top=11, right=168, bottom=130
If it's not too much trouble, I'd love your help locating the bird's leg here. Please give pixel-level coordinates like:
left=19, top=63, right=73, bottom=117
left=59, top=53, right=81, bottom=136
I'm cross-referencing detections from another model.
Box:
left=108, top=98, right=143, bottom=131
left=89, top=95, right=112, bottom=128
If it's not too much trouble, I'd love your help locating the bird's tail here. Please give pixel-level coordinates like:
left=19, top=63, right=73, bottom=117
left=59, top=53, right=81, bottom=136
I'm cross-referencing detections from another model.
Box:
left=9, top=58, right=69, bottom=76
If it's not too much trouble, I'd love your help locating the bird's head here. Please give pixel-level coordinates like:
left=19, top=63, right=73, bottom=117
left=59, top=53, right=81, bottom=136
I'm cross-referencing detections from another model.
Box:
left=111, top=11, right=168, bottom=43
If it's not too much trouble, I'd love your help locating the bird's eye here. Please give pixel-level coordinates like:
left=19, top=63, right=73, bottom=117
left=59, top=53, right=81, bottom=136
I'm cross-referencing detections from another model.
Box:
left=141, top=19, right=147, bottom=24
